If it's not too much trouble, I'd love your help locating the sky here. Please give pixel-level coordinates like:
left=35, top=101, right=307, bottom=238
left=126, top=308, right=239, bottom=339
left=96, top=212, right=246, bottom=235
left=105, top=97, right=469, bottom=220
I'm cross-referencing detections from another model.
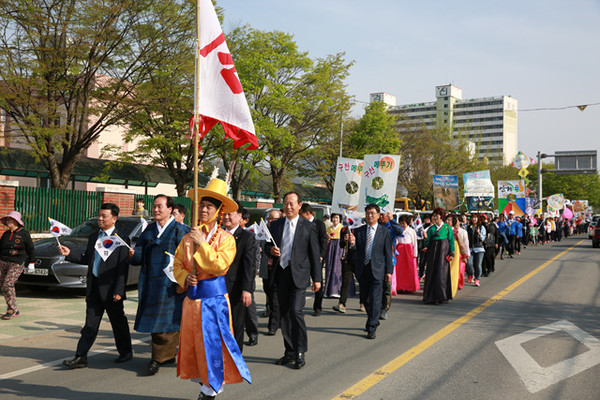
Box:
left=220, top=0, right=600, bottom=163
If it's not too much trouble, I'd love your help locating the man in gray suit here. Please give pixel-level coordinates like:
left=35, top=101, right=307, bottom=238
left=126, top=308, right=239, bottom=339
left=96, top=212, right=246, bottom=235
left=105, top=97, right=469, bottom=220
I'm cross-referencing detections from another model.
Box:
left=266, top=192, right=322, bottom=369
left=349, top=203, right=393, bottom=339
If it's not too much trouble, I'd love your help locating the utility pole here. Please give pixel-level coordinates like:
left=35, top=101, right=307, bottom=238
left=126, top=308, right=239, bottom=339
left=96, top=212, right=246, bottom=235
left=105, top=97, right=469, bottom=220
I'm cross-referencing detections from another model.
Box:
left=339, top=121, right=344, bottom=158
left=537, top=151, right=543, bottom=210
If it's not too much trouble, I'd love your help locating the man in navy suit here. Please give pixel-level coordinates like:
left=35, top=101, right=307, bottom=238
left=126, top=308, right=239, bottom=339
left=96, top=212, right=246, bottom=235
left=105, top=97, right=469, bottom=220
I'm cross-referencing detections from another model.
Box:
left=129, top=195, right=189, bottom=375
left=299, top=203, right=328, bottom=317
left=223, top=202, right=257, bottom=352
left=60, top=203, right=133, bottom=368
left=349, top=204, right=392, bottom=339
left=266, top=192, right=321, bottom=369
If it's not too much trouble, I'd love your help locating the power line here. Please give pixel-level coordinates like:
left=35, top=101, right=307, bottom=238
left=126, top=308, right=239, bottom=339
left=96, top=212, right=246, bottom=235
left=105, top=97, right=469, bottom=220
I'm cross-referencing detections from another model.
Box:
left=520, top=102, right=600, bottom=112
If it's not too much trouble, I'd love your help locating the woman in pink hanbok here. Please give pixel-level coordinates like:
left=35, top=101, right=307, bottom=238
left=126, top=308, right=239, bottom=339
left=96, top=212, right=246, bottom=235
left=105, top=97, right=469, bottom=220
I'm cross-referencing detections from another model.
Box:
left=394, top=215, right=420, bottom=293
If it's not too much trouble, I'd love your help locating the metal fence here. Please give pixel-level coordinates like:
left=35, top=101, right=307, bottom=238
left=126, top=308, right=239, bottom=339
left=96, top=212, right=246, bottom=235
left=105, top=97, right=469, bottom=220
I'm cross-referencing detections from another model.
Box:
left=15, top=187, right=102, bottom=233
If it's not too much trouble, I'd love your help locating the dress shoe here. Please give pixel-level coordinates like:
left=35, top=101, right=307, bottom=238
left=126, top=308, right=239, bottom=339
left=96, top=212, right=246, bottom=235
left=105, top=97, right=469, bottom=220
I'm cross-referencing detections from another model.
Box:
left=161, top=357, right=176, bottom=365
left=294, top=353, right=306, bottom=369
left=147, top=360, right=160, bottom=375
left=275, top=354, right=294, bottom=365
left=366, top=331, right=376, bottom=340
left=313, top=309, right=321, bottom=317
left=266, top=329, right=276, bottom=336
left=246, top=336, right=258, bottom=346
left=115, top=352, right=133, bottom=363
left=63, top=355, right=87, bottom=369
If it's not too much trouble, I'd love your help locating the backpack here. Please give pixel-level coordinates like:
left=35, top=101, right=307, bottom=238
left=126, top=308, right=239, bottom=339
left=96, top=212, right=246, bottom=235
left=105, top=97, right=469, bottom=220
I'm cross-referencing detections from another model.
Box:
left=484, top=224, right=496, bottom=247
left=485, top=232, right=495, bottom=247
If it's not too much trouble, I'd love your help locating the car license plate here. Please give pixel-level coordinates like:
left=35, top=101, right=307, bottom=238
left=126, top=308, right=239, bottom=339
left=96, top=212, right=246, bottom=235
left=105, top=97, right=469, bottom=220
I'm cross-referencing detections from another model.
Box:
left=23, top=268, right=49, bottom=276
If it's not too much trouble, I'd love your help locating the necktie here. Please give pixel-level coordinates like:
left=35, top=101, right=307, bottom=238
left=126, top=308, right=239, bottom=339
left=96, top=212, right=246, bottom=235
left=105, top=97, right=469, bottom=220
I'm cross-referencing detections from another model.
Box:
left=365, top=226, right=374, bottom=265
left=93, top=231, right=106, bottom=277
left=280, top=220, right=294, bottom=269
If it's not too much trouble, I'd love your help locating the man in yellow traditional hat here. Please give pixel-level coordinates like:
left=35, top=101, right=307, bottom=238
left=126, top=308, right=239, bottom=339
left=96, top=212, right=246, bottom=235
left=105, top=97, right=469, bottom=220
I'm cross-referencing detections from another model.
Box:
left=172, top=174, right=251, bottom=400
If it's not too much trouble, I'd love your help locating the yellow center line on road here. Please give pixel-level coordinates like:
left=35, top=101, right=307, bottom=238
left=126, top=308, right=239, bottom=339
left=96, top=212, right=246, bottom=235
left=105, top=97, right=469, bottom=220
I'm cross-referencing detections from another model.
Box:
left=333, top=239, right=586, bottom=400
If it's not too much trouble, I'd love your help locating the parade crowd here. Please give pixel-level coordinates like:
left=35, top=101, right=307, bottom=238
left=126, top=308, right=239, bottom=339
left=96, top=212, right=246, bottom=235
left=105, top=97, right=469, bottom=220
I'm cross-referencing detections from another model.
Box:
left=0, top=178, right=587, bottom=400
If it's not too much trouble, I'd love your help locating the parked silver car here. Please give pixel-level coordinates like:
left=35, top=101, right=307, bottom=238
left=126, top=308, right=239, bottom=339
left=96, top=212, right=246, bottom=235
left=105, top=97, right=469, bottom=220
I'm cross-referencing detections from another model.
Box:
left=18, top=217, right=148, bottom=291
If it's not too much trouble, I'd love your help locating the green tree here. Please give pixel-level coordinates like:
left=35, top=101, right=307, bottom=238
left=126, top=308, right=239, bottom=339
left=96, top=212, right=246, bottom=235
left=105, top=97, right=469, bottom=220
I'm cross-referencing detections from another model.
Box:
left=528, top=163, right=600, bottom=209
left=227, top=26, right=353, bottom=201
left=396, top=122, right=488, bottom=207
left=294, top=120, right=348, bottom=193
left=0, top=0, right=192, bottom=189
left=346, top=101, right=401, bottom=159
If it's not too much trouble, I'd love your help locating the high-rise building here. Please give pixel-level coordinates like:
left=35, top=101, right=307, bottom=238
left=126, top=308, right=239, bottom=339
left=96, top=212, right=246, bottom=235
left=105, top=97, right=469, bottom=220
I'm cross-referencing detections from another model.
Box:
left=371, top=84, right=518, bottom=165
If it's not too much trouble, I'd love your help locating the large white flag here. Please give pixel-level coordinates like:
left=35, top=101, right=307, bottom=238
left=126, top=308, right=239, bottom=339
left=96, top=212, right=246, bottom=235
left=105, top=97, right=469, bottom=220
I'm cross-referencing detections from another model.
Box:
left=48, top=218, right=72, bottom=236
left=358, top=154, right=401, bottom=212
left=193, top=0, right=257, bottom=150
left=331, top=157, right=363, bottom=214
left=94, top=236, right=128, bottom=262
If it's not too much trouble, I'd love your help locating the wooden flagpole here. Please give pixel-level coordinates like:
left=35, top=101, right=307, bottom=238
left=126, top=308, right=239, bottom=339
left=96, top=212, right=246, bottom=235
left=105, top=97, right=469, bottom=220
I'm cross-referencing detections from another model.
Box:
left=192, top=0, right=201, bottom=275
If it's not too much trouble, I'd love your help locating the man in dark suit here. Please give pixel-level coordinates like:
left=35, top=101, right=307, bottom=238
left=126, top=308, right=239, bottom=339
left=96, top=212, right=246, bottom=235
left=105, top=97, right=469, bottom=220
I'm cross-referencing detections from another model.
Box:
left=349, top=203, right=392, bottom=339
left=223, top=202, right=257, bottom=352
left=259, top=209, right=282, bottom=335
left=299, top=204, right=328, bottom=317
left=59, top=203, right=133, bottom=368
left=240, top=207, right=259, bottom=347
left=266, top=192, right=321, bottom=369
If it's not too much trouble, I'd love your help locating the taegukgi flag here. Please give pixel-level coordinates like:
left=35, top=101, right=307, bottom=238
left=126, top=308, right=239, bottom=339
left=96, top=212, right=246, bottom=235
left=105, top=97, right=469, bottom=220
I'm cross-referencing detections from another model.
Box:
left=48, top=218, right=72, bottom=236
left=245, top=222, right=258, bottom=234
left=258, top=219, right=273, bottom=243
left=94, top=235, right=128, bottom=262
left=191, top=0, right=257, bottom=150
left=343, top=209, right=364, bottom=229
left=163, top=252, right=177, bottom=283
left=139, top=216, right=149, bottom=232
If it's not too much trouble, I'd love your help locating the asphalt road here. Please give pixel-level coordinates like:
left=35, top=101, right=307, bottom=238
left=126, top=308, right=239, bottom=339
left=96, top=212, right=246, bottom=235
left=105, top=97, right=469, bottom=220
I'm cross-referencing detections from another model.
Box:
left=1, top=234, right=599, bottom=400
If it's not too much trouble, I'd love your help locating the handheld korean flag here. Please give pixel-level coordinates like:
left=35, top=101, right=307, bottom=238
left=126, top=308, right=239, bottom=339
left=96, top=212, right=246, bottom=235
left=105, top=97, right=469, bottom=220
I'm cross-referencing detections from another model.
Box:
left=343, top=209, right=364, bottom=229
left=259, top=218, right=274, bottom=244
left=245, top=222, right=258, bottom=234
left=413, top=215, right=424, bottom=239
left=94, top=235, right=127, bottom=262
left=413, top=215, right=422, bottom=230
left=163, top=252, right=177, bottom=283
left=49, top=218, right=72, bottom=247
left=49, top=218, right=72, bottom=236
left=139, top=216, right=148, bottom=233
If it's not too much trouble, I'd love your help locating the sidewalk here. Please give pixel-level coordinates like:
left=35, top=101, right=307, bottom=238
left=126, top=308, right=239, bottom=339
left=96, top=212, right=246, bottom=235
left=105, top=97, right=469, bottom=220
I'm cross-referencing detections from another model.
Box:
left=0, top=288, right=140, bottom=342
left=1, top=280, right=269, bottom=343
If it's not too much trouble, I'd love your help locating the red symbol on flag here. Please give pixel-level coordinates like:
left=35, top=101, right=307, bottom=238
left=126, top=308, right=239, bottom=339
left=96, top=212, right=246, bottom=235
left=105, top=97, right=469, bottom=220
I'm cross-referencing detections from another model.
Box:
left=200, top=33, right=243, bottom=94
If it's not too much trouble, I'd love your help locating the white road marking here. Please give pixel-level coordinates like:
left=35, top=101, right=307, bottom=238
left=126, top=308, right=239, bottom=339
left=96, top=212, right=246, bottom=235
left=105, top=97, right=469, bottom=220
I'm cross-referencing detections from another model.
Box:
left=495, top=320, right=600, bottom=393
left=0, top=336, right=151, bottom=380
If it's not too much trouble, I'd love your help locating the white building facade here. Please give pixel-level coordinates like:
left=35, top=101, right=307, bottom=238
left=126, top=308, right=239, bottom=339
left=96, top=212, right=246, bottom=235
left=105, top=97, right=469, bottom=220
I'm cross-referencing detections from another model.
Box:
left=371, top=84, right=518, bottom=165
